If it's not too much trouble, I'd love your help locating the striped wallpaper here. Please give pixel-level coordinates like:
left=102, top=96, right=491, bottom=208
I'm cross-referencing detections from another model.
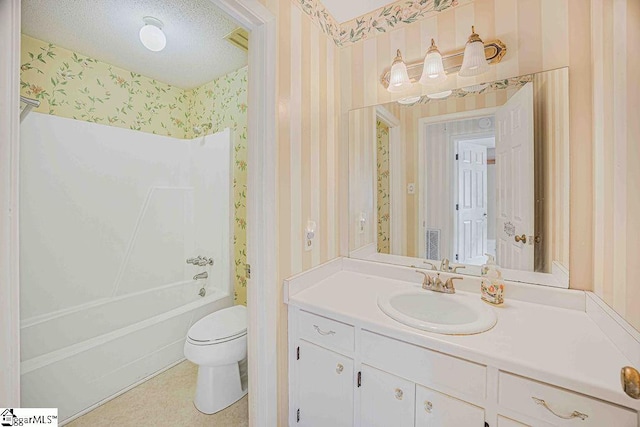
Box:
left=591, top=0, right=640, bottom=331
left=258, top=0, right=342, bottom=423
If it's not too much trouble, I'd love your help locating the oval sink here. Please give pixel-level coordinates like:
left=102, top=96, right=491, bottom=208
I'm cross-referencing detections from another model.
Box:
left=377, top=289, right=497, bottom=335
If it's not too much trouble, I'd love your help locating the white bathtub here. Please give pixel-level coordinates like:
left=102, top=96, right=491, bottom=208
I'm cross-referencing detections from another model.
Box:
left=20, top=281, right=233, bottom=423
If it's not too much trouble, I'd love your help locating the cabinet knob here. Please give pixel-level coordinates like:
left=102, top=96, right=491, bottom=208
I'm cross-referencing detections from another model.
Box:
left=394, top=388, right=403, bottom=400
left=336, top=364, right=344, bottom=374
left=424, top=401, right=433, bottom=413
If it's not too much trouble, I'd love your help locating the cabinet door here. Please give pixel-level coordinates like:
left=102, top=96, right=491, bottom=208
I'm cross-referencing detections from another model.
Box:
left=360, top=364, right=415, bottom=427
left=298, top=340, right=354, bottom=427
left=498, top=416, right=530, bottom=427
left=415, top=384, right=484, bottom=426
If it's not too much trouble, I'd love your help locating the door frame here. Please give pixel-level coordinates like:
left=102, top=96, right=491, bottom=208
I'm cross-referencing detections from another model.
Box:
left=375, top=106, right=402, bottom=254
left=417, top=108, right=498, bottom=261
left=0, top=1, right=279, bottom=424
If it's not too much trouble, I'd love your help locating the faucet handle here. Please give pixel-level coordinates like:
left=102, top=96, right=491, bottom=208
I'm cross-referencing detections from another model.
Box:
left=451, top=265, right=466, bottom=273
left=444, top=276, right=463, bottom=292
left=423, top=261, right=437, bottom=270
left=415, top=270, right=433, bottom=289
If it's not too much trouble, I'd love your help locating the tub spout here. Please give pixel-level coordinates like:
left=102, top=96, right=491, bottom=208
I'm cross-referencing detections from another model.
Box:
left=193, top=272, right=208, bottom=280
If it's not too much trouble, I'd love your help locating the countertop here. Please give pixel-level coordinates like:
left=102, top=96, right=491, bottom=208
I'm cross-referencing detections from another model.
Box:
left=288, top=267, right=640, bottom=411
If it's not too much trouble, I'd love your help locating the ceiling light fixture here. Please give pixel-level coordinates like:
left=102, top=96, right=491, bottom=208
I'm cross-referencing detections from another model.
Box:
left=387, top=50, right=412, bottom=93
left=459, top=26, right=490, bottom=77
left=139, top=16, right=166, bottom=52
left=419, top=39, right=447, bottom=85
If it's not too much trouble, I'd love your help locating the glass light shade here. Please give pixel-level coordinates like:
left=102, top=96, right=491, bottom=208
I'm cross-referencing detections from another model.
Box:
left=462, top=83, right=488, bottom=93
left=387, top=50, right=412, bottom=93
left=419, top=39, right=447, bottom=85
left=398, top=95, right=421, bottom=105
left=426, top=90, right=452, bottom=99
left=459, top=26, right=489, bottom=77
left=139, top=22, right=166, bottom=52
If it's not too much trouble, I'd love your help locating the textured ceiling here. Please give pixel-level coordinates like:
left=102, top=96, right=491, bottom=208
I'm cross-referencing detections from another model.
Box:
left=320, top=0, right=397, bottom=23
left=21, top=0, right=248, bottom=89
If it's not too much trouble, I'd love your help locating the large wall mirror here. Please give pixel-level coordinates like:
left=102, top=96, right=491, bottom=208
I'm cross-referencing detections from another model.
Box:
left=349, top=67, right=570, bottom=287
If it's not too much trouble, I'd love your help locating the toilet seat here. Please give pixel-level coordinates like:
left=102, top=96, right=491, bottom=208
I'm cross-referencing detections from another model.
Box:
left=187, top=305, right=247, bottom=346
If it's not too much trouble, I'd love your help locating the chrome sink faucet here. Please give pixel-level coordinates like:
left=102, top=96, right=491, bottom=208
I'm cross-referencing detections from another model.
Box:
left=416, top=271, right=462, bottom=294
left=193, top=271, right=208, bottom=280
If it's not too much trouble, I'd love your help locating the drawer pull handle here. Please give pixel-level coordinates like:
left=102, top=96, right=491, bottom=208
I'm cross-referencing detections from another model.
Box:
left=532, top=397, right=588, bottom=420
left=313, top=325, right=336, bottom=336
left=424, top=401, right=433, bottom=413
left=394, top=388, right=403, bottom=400
left=336, top=364, right=344, bottom=374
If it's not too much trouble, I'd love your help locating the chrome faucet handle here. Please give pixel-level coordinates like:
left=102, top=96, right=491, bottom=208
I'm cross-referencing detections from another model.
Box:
left=415, top=270, right=433, bottom=289
left=444, top=276, right=463, bottom=293
left=186, top=257, right=199, bottom=265
left=451, top=265, right=466, bottom=273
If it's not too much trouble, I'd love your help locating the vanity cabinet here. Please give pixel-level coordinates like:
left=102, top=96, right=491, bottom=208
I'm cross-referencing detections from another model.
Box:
left=289, top=307, right=639, bottom=427
left=415, top=384, right=485, bottom=426
left=297, top=340, right=354, bottom=427
left=359, top=365, right=415, bottom=427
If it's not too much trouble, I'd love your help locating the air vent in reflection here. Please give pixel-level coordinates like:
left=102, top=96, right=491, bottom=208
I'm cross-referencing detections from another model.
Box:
left=224, top=27, right=249, bottom=52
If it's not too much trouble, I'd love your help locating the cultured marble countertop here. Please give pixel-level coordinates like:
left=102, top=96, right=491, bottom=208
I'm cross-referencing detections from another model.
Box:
left=288, top=268, right=640, bottom=411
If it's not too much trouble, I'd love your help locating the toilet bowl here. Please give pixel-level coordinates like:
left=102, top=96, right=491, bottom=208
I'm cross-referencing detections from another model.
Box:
left=184, top=305, right=248, bottom=414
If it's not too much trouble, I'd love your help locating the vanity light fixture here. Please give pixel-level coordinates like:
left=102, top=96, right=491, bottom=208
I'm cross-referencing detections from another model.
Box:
left=459, top=26, right=490, bottom=77
left=381, top=28, right=506, bottom=91
left=419, top=39, right=447, bottom=85
left=397, top=95, right=422, bottom=105
left=139, top=17, right=167, bottom=52
left=461, top=83, right=489, bottom=93
left=426, top=90, right=453, bottom=100
left=387, top=50, right=413, bottom=93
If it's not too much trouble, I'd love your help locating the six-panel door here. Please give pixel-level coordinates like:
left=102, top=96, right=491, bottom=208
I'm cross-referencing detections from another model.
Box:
left=297, top=340, right=354, bottom=427
left=359, top=364, right=416, bottom=427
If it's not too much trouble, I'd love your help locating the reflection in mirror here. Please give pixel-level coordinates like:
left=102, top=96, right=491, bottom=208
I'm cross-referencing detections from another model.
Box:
left=349, top=68, right=569, bottom=287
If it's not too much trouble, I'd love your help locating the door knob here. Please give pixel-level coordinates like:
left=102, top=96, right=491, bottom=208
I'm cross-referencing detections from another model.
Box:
left=514, top=234, right=527, bottom=244
left=621, top=366, right=640, bottom=399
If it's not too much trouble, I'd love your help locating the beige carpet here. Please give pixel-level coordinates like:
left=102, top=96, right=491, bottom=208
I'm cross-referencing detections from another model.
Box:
left=67, top=361, right=248, bottom=427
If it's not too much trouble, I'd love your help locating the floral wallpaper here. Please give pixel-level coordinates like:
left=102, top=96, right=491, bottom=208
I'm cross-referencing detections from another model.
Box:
left=296, top=0, right=470, bottom=47
left=20, top=35, right=189, bottom=137
left=20, top=35, right=249, bottom=305
left=376, top=120, right=390, bottom=254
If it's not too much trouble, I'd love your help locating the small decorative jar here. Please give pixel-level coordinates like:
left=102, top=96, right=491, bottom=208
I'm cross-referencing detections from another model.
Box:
left=480, top=254, right=504, bottom=305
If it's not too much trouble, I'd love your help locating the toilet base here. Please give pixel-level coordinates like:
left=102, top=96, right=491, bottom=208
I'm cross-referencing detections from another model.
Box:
left=193, top=360, right=248, bottom=414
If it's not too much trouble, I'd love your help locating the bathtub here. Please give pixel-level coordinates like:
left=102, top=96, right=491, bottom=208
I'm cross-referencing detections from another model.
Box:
left=20, top=280, right=233, bottom=423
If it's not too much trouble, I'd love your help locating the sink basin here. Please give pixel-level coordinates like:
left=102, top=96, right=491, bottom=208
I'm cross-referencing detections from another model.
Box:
left=377, top=289, right=497, bottom=335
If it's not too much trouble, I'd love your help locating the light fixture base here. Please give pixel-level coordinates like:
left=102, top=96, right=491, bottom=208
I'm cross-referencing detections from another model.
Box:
left=142, top=16, right=164, bottom=29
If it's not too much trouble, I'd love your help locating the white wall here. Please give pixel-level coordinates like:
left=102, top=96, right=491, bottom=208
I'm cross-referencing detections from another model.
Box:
left=20, top=113, right=232, bottom=322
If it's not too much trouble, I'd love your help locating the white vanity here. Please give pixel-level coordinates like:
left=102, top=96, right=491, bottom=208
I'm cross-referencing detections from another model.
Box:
left=285, top=258, right=640, bottom=427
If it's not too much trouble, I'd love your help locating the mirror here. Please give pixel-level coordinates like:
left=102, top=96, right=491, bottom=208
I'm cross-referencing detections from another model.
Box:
left=349, top=68, right=569, bottom=287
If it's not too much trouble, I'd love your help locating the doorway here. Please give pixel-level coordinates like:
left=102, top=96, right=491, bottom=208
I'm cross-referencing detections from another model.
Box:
left=0, top=1, right=277, bottom=425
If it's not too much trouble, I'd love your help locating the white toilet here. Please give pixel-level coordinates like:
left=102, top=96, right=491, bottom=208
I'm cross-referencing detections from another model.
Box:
left=184, top=305, right=248, bottom=414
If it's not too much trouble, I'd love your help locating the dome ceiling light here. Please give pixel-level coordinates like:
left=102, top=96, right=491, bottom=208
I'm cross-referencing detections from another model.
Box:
left=139, top=16, right=166, bottom=52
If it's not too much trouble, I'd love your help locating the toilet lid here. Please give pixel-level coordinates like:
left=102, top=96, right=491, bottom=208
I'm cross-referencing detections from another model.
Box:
left=188, top=305, right=247, bottom=343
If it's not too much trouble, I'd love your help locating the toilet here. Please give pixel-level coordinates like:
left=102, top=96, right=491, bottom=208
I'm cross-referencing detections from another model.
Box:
left=184, top=305, right=248, bottom=414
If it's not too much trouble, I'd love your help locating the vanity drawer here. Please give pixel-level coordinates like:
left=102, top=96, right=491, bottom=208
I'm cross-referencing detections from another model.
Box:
left=298, top=310, right=354, bottom=354
left=498, top=372, right=638, bottom=427
left=360, top=330, right=486, bottom=401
